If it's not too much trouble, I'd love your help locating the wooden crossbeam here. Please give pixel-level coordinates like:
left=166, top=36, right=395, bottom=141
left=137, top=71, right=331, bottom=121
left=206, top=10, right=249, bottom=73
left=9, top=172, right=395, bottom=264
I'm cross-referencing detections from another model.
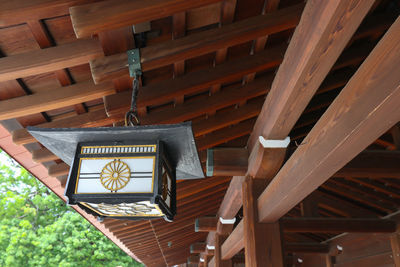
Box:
left=104, top=53, right=278, bottom=115
left=195, top=217, right=218, bottom=232
left=69, top=0, right=224, bottom=38
left=0, top=81, right=115, bottom=121
left=281, top=218, right=397, bottom=233
left=335, top=151, right=400, bottom=178
left=0, top=39, right=103, bottom=82
left=0, top=0, right=92, bottom=27
left=190, top=243, right=207, bottom=254
left=12, top=109, right=119, bottom=146
left=243, top=177, right=284, bottom=266
left=89, top=4, right=303, bottom=83
left=247, top=0, right=376, bottom=178
left=257, top=17, right=400, bottom=223
left=206, top=149, right=400, bottom=179
left=284, top=243, right=330, bottom=254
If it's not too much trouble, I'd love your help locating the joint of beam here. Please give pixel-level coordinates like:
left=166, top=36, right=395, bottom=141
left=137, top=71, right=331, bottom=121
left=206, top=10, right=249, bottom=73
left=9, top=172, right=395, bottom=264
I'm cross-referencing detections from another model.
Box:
left=219, top=217, right=236, bottom=224
left=259, top=136, right=290, bottom=148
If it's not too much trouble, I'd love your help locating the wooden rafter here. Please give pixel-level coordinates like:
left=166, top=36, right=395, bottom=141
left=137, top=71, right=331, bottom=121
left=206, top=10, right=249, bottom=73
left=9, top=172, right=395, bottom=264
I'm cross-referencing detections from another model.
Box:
left=89, top=4, right=303, bottom=83
left=257, top=16, right=400, bottom=223
left=0, top=39, right=103, bottom=82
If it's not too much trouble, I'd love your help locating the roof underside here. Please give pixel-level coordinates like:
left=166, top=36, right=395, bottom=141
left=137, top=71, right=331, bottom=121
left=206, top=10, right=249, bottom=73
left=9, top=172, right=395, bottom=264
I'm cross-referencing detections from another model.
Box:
left=0, top=0, right=399, bottom=266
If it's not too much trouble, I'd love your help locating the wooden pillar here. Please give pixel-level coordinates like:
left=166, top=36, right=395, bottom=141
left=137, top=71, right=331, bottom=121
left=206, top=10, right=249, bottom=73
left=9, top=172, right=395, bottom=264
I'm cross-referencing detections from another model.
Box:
left=300, top=194, right=319, bottom=217
left=391, top=231, right=400, bottom=266
left=243, top=177, right=284, bottom=266
left=214, top=234, right=232, bottom=267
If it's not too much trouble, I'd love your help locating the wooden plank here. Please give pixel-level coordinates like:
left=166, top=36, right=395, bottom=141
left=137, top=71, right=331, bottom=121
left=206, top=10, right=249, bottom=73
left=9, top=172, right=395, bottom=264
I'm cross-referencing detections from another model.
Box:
left=196, top=118, right=255, bottom=151
left=32, top=147, right=58, bottom=163
left=334, top=150, right=400, bottom=178
left=257, top=17, right=400, bottom=223
left=48, top=162, right=70, bottom=177
left=0, top=81, right=115, bottom=121
left=391, top=232, right=400, bottom=266
left=243, top=177, right=284, bottom=266
left=214, top=234, right=232, bottom=267
left=12, top=109, right=119, bottom=145
left=70, top=0, right=223, bottom=38
left=0, top=39, right=103, bottom=82
left=206, top=148, right=248, bottom=177
left=220, top=221, right=243, bottom=260
left=0, top=0, right=94, bottom=27
left=280, top=218, right=397, bottom=233
left=195, top=217, right=218, bottom=232
left=247, top=0, right=376, bottom=178
left=104, top=45, right=282, bottom=116
left=284, top=243, right=330, bottom=254
left=89, top=4, right=303, bottom=83
left=191, top=243, right=207, bottom=254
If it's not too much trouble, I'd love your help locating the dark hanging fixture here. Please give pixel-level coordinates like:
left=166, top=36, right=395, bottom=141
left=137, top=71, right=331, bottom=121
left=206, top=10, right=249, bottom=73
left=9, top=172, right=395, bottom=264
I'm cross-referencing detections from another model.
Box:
left=28, top=49, right=204, bottom=222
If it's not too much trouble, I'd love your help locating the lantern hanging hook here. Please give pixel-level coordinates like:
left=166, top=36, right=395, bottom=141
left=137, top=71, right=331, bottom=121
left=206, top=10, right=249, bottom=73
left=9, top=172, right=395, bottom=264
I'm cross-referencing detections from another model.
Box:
left=125, top=48, right=142, bottom=126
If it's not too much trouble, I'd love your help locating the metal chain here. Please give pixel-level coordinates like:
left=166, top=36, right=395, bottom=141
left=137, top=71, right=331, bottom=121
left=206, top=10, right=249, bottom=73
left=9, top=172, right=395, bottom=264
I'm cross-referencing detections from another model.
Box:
left=125, top=76, right=140, bottom=126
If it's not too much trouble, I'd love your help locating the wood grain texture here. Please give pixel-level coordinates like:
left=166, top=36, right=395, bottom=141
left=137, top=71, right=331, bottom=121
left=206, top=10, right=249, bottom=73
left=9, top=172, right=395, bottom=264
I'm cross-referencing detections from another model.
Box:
left=12, top=109, right=119, bottom=145
left=281, top=218, right=397, bottom=233
left=257, top=17, right=400, bottom=223
left=0, top=80, right=114, bottom=120
left=248, top=0, right=375, bottom=148
left=0, top=39, right=103, bottom=82
left=243, top=177, right=284, bottom=267
left=0, top=0, right=95, bottom=27
left=69, top=0, right=223, bottom=38
left=89, top=4, right=302, bottom=83
left=105, top=47, right=284, bottom=116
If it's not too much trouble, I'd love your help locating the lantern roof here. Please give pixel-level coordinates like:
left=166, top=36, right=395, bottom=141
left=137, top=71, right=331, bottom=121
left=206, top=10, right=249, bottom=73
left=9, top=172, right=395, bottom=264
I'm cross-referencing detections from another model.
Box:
left=27, top=122, right=204, bottom=180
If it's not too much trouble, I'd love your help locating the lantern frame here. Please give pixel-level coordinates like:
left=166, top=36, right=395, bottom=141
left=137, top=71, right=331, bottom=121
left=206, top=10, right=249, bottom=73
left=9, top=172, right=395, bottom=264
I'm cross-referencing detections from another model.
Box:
left=65, top=140, right=176, bottom=221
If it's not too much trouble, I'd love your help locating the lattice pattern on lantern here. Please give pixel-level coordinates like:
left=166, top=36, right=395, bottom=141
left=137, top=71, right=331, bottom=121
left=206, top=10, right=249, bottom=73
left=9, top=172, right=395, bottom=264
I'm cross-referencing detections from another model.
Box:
left=81, top=145, right=156, bottom=154
left=82, top=201, right=164, bottom=217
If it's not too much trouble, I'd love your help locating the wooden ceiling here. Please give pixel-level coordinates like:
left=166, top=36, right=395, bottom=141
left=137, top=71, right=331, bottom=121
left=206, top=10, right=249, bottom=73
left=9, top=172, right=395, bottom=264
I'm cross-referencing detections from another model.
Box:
left=0, top=0, right=399, bottom=266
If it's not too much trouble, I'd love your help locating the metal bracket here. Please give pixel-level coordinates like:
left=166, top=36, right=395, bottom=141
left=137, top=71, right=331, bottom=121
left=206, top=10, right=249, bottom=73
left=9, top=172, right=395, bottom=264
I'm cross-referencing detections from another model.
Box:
left=127, top=48, right=142, bottom=78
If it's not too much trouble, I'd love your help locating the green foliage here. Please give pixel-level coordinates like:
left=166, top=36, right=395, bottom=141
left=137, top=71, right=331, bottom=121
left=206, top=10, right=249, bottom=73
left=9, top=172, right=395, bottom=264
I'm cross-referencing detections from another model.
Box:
left=0, top=150, right=142, bottom=267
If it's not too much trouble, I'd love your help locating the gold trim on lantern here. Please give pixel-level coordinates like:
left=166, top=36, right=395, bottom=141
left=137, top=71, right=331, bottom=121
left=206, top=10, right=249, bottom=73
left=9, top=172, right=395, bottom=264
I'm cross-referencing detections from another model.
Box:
left=100, top=159, right=130, bottom=191
left=80, top=144, right=157, bottom=154
left=74, top=156, right=155, bottom=194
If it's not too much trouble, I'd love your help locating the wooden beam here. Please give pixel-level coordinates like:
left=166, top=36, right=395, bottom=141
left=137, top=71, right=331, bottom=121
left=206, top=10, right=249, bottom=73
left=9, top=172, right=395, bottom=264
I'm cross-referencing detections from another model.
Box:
left=48, top=162, right=70, bottom=177
left=191, top=243, right=207, bottom=254
left=206, top=148, right=248, bottom=177
left=220, top=221, right=243, bottom=260
left=243, top=177, right=284, bottom=266
left=0, top=0, right=93, bottom=27
left=104, top=45, right=283, bottom=115
left=391, top=231, right=400, bottom=266
left=0, top=81, right=115, bottom=121
left=195, top=217, right=218, bottom=232
left=247, top=0, right=376, bottom=178
left=334, top=150, right=400, bottom=178
left=257, top=17, right=400, bottom=223
left=0, top=39, right=103, bottom=82
left=69, top=0, right=223, bottom=38
left=12, top=109, right=119, bottom=146
left=214, top=234, right=232, bottom=267
left=89, top=4, right=303, bottom=83
left=32, top=147, right=58, bottom=163
left=284, top=243, right=330, bottom=254
left=280, top=218, right=397, bottom=233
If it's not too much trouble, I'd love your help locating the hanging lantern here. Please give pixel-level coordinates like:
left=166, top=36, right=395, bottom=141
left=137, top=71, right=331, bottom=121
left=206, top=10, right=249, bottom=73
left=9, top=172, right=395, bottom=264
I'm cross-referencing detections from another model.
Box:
left=27, top=49, right=204, bottom=222
left=28, top=123, right=204, bottom=221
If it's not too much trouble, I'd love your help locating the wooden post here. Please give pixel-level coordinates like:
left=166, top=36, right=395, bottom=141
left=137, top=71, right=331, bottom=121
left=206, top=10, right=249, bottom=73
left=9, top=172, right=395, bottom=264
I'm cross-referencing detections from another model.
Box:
left=243, top=177, right=284, bottom=266
left=214, top=234, right=232, bottom=267
left=391, top=232, right=400, bottom=266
